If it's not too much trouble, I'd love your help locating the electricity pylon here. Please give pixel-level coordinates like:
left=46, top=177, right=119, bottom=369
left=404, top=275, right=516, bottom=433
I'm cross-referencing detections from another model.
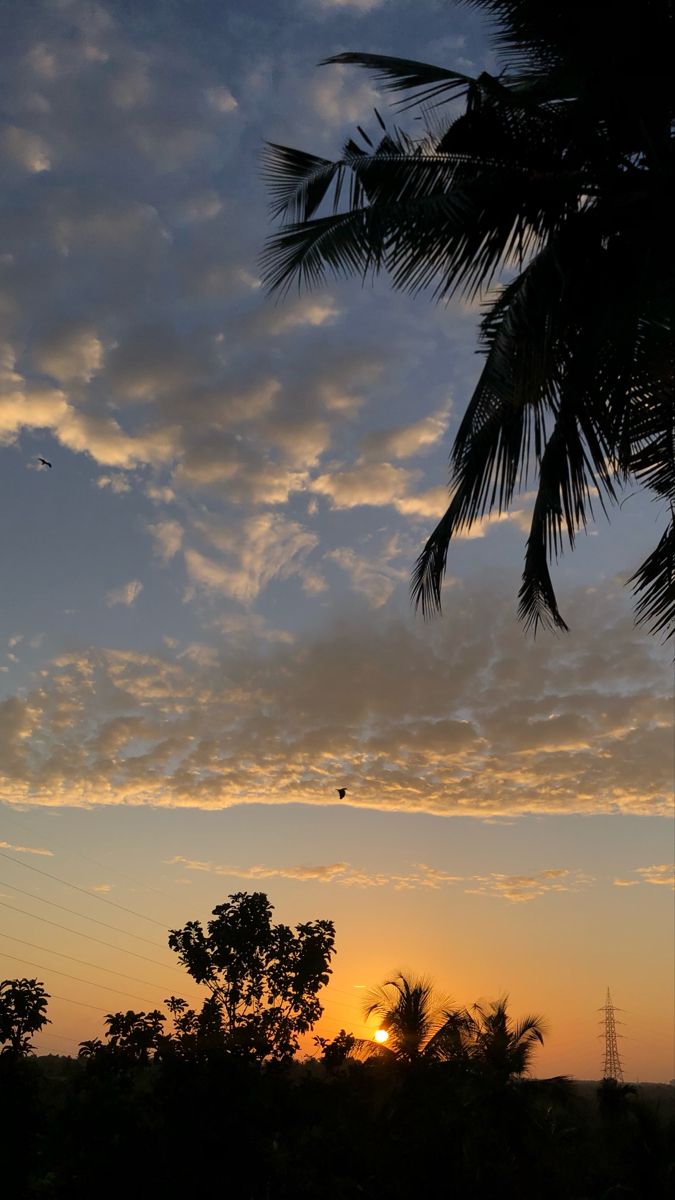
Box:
left=599, top=987, right=625, bottom=1082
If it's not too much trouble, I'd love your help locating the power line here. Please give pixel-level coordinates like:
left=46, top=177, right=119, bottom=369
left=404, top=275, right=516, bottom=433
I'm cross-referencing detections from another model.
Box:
left=0, top=804, right=175, bottom=902
left=0, top=951, right=158, bottom=1006
left=0, top=898, right=198, bottom=985
left=0, top=878, right=171, bottom=950
left=0, top=932, right=184, bottom=996
left=49, top=992, right=108, bottom=1014
left=0, top=851, right=167, bottom=927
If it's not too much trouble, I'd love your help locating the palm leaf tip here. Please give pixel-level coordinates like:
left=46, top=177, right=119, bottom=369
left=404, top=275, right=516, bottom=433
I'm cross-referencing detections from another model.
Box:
left=628, top=519, right=675, bottom=640
left=411, top=515, right=455, bottom=617
left=318, top=52, right=473, bottom=105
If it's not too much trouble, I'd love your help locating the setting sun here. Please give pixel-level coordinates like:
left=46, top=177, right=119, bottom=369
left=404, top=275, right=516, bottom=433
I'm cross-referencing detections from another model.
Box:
left=374, top=1029, right=389, bottom=1044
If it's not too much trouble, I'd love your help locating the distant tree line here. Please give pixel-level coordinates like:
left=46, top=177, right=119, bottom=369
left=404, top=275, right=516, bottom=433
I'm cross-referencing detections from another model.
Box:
left=1, top=892, right=673, bottom=1198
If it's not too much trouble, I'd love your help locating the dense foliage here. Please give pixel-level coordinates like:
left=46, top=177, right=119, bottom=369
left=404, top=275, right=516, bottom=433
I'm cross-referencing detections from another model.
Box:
left=3, top=895, right=673, bottom=1197
left=168, top=891, right=336, bottom=1061
left=0, top=979, right=50, bottom=1059
left=263, top=0, right=674, bottom=639
left=2, top=1051, right=673, bottom=1198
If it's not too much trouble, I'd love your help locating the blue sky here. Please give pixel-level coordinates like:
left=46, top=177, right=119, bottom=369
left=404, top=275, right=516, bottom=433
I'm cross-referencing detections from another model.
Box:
left=0, top=0, right=672, bottom=1078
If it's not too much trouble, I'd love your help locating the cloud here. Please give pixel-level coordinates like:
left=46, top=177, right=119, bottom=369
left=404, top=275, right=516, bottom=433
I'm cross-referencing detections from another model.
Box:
left=211, top=613, right=295, bottom=644
left=312, top=462, right=418, bottom=509
left=96, top=473, right=132, bottom=494
left=634, top=864, right=674, bottom=888
left=0, top=580, right=671, bottom=815
left=308, top=64, right=380, bottom=126
left=260, top=296, right=340, bottom=336
left=147, top=519, right=183, bottom=563
left=310, top=0, right=385, bottom=11
left=360, top=406, right=451, bottom=462
left=3, top=126, right=51, bottom=172
left=167, top=856, right=463, bottom=890
left=106, top=579, right=143, bottom=607
left=32, top=325, right=103, bottom=382
left=185, top=513, right=318, bottom=604
left=466, top=868, right=592, bottom=903
left=166, top=855, right=586, bottom=899
left=327, top=538, right=407, bottom=608
left=204, top=86, right=238, bottom=114
left=0, top=839, right=53, bottom=858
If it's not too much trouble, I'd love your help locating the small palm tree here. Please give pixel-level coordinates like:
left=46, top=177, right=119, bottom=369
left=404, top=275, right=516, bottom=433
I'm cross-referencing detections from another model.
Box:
left=461, top=995, right=547, bottom=1080
left=362, top=972, right=447, bottom=1064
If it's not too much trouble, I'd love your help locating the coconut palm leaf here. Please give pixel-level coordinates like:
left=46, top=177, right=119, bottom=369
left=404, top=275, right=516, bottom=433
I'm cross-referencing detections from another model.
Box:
left=264, top=0, right=674, bottom=638
left=320, top=52, right=475, bottom=110
left=629, top=519, right=675, bottom=638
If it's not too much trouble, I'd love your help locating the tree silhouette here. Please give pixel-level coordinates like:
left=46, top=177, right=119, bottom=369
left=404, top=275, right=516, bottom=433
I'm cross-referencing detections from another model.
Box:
left=0, top=978, right=50, bottom=1058
left=433, top=994, right=547, bottom=1080
left=361, top=971, right=449, bottom=1063
left=263, top=0, right=674, bottom=639
left=168, top=891, right=336, bottom=1061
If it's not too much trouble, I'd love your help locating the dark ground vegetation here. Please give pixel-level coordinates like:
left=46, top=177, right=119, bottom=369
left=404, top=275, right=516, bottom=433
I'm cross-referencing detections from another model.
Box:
left=1, top=1051, right=674, bottom=1199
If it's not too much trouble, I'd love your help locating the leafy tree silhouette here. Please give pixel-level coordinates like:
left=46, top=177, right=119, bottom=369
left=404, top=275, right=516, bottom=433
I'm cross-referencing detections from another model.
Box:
left=168, top=891, right=336, bottom=1061
left=263, top=0, right=674, bottom=640
left=314, top=1027, right=356, bottom=1068
left=0, top=978, right=50, bottom=1058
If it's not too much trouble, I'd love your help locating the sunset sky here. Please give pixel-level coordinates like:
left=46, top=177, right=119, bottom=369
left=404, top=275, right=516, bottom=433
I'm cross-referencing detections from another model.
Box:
left=0, top=0, right=672, bottom=1081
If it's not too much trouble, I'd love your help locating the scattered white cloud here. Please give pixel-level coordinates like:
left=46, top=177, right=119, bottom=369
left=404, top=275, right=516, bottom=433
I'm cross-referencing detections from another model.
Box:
left=466, top=868, right=592, bottom=903
left=106, top=579, right=144, bottom=607
left=0, top=582, right=670, bottom=815
left=32, top=327, right=103, bottom=383
left=147, top=519, right=183, bottom=563
left=328, top=538, right=407, bottom=608
left=312, top=462, right=418, bottom=509
left=205, top=86, right=238, bottom=113
left=0, top=839, right=53, bottom=858
left=262, top=296, right=340, bottom=336
left=96, top=473, right=132, bottom=494
left=4, top=125, right=51, bottom=172
left=185, top=513, right=318, bottom=603
left=360, top=405, right=451, bottom=462
left=634, top=864, right=674, bottom=888
left=311, top=0, right=386, bottom=11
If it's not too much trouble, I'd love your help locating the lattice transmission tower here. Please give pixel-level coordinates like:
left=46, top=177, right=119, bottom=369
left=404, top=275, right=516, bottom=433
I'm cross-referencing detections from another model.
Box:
left=599, top=987, right=625, bottom=1082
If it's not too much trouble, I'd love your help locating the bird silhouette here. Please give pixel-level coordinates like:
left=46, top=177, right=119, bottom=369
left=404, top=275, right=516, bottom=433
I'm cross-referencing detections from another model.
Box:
left=336, top=787, right=347, bottom=800
left=37, top=458, right=52, bottom=469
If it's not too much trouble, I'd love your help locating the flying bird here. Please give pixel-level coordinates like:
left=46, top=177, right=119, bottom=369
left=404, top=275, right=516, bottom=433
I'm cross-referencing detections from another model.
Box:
left=37, top=458, right=52, bottom=469
left=336, top=787, right=347, bottom=800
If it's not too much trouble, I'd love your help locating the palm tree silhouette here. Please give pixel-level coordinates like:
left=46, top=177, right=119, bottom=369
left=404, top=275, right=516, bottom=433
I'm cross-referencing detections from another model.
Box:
left=433, top=995, right=547, bottom=1080
left=358, top=977, right=545, bottom=1079
left=361, top=972, right=450, bottom=1064
left=263, top=0, right=674, bottom=639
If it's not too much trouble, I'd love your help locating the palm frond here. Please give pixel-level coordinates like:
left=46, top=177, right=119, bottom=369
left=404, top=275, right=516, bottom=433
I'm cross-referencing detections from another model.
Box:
left=262, top=144, right=340, bottom=222
left=260, top=208, right=384, bottom=294
left=320, top=52, right=474, bottom=110
left=629, top=518, right=675, bottom=639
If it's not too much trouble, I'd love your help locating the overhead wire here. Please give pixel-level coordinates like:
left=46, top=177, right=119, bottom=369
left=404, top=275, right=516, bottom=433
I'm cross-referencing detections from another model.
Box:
left=0, top=851, right=167, bottom=927
left=0, top=951, right=159, bottom=1005
left=0, top=898, right=202, bottom=993
left=0, top=932, right=191, bottom=996
left=0, top=878, right=173, bottom=951
left=0, top=804, right=175, bottom=902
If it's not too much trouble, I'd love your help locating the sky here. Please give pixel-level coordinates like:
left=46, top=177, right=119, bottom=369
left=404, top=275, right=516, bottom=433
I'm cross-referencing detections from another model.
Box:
left=0, top=0, right=673, bottom=1081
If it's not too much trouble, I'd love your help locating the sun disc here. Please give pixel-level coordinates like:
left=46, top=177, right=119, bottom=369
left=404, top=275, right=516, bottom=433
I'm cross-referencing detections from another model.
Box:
left=374, top=1029, right=389, bottom=1044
